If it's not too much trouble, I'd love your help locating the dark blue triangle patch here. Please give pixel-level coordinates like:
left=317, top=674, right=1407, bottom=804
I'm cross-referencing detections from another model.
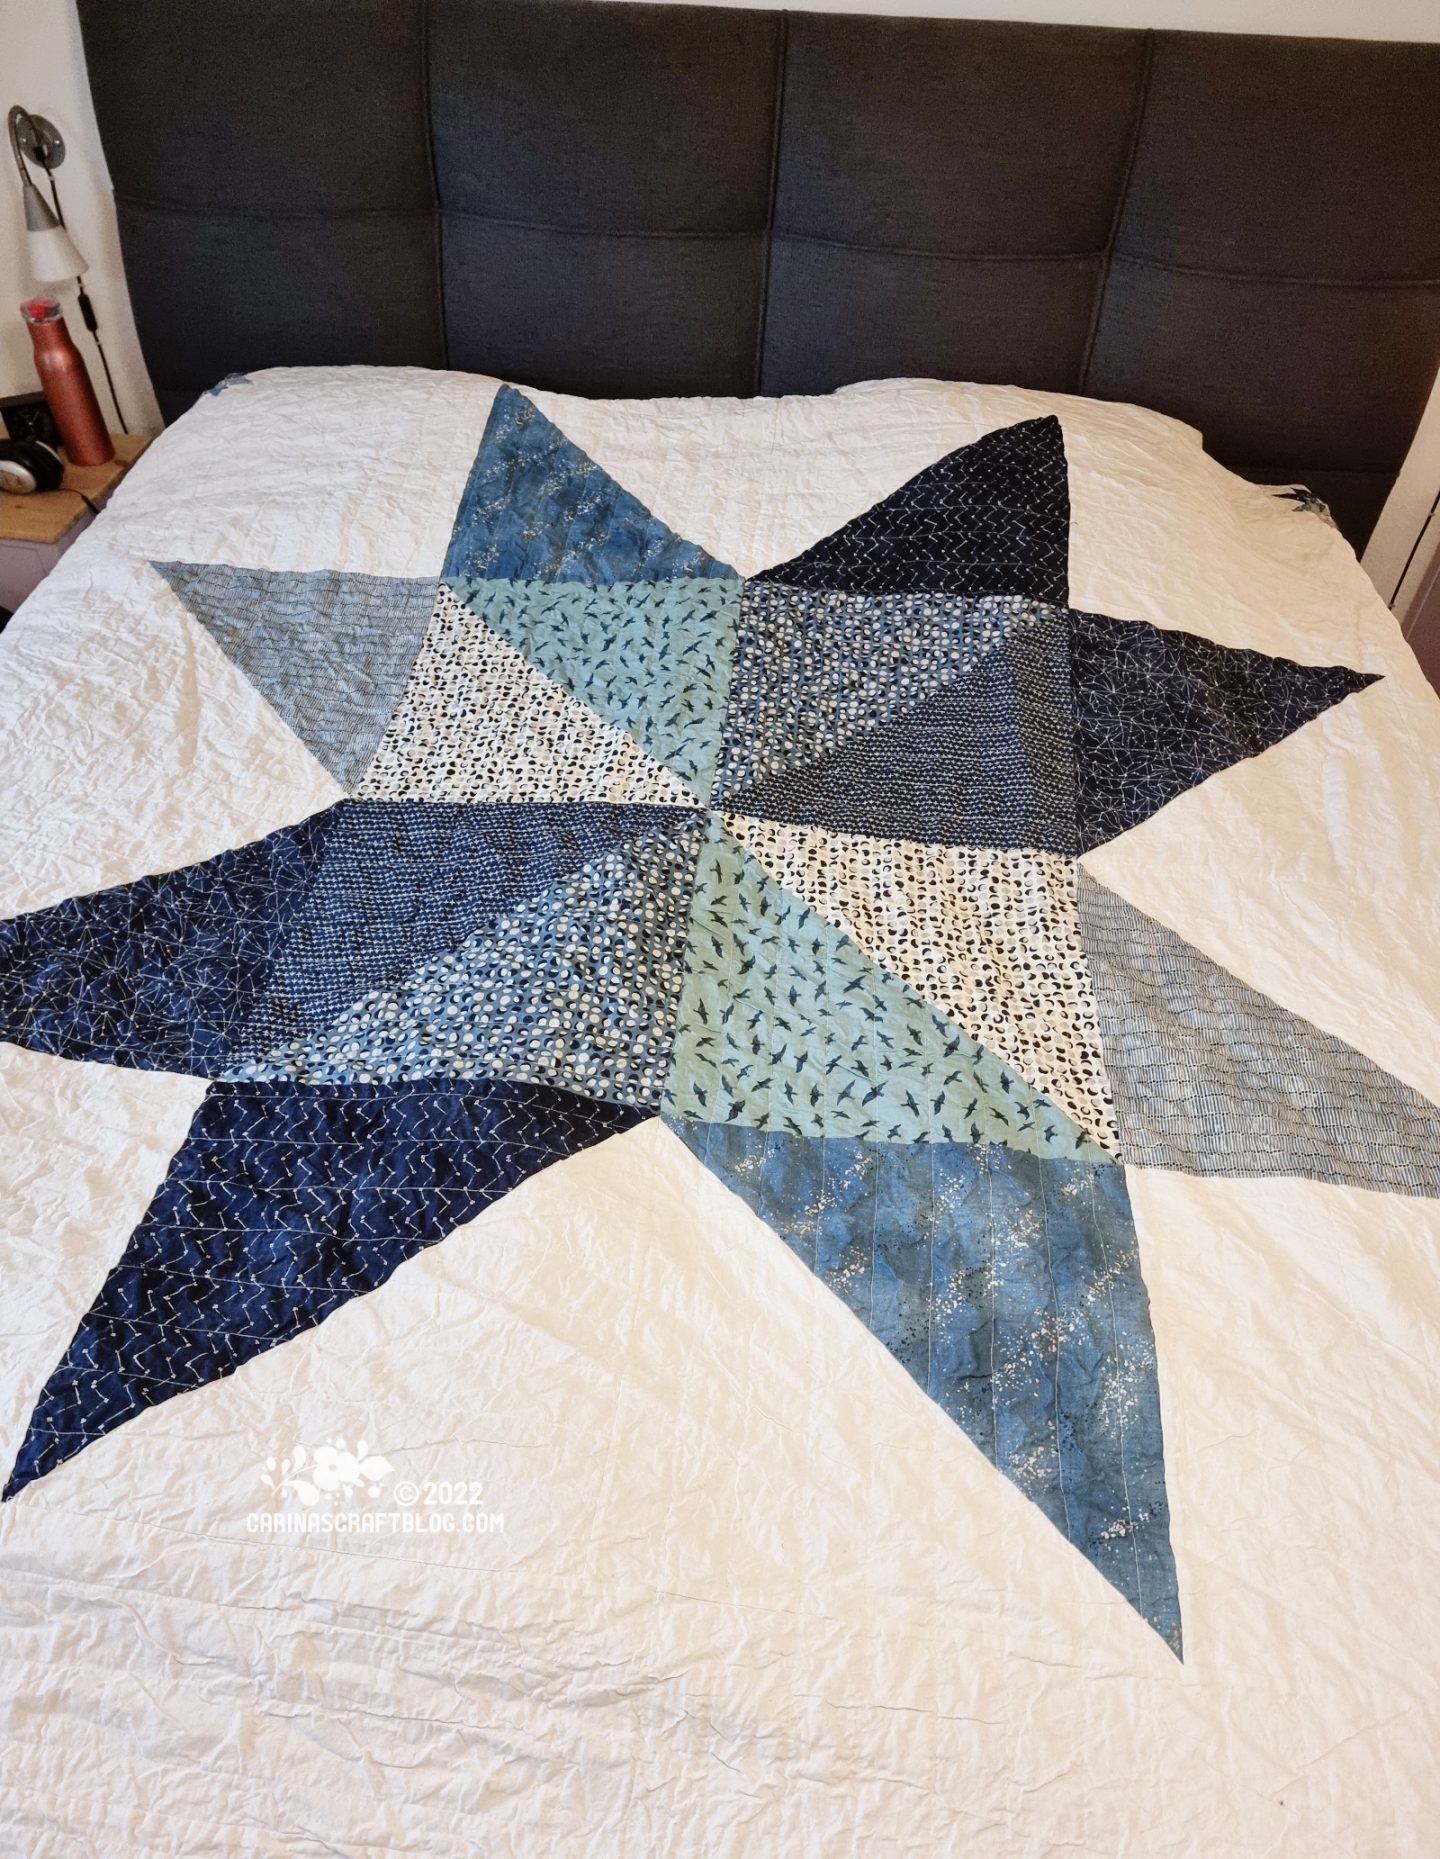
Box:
left=672, top=1119, right=1181, bottom=1654
left=721, top=608, right=1077, bottom=853
left=232, top=799, right=690, bottom=1062
left=3, top=1078, right=648, bottom=1499
left=752, top=416, right=1070, bottom=601
left=0, top=813, right=336, bottom=1074
left=443, top=385, right=735, bottom=585
left=1071, top=610, right=1379, bottom=851
left=0, top=801, right=684, bottom=1078
left=235, top=811, right=707, bottom=1110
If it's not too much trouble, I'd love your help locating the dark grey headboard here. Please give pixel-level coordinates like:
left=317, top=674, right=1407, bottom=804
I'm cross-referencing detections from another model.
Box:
left=77, top=0, right=1440, bottom=550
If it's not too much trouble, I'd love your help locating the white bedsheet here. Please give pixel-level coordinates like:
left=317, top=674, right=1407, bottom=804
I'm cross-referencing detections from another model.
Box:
left=1, top=367, right=1437, bottom=1856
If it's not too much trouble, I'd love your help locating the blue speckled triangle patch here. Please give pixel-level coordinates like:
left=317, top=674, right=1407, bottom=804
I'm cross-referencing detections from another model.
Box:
left=672, top=1119, right=1182, bottom=1655
left=444, top=385, right=736, bottom=585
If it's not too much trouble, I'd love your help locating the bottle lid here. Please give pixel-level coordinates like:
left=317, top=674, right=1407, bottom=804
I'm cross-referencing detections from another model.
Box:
left=21, top=296, right=61, bottom=324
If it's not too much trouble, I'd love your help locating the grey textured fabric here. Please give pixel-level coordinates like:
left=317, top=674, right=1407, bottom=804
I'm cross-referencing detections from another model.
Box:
left=770, top=17, right=1148, bottom=252
left=1076, top=872, right=1440, bottom=1200
left=1085, top=262, right=1440, bottom=479
left=75, top=0, right=1440, bottom=551
left=116, top=206, right=443, bottom=395
left=155, top=563, right=439, bottom=790
left=431, top=0, right=779, bottom=394
left=1113, top=33, right=1440, bottom=282
left=442, top=221, right=767, bottom=398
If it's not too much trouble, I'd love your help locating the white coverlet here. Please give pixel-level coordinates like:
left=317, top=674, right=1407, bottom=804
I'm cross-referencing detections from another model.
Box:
left=0, top=367, right=1437, bottom=1856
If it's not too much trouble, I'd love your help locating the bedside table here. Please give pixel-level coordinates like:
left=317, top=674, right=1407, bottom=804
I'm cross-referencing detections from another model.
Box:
left=0, top=432, right=151, bottom=617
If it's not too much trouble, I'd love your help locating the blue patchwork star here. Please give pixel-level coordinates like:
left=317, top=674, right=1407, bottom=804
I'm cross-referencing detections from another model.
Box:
left=3, top=387, right=1423, bottom=1664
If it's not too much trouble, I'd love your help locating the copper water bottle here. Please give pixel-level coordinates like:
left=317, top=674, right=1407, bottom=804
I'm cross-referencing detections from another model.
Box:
left=21, top=295, right=113, bottom=466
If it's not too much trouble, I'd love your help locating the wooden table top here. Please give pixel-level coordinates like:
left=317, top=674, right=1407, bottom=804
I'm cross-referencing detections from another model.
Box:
left=0, top=432, right=151, bottom=546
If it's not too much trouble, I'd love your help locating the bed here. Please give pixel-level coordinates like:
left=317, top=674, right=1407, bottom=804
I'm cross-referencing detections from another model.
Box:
left=2, top=3, right=1439, bottom=1853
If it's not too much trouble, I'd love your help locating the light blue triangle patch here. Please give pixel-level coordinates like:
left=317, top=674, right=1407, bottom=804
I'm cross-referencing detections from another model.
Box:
left=1078, top=872, right=1440, bottom=1196
left=155, top=561, right=436, bottom=790
left=444, top=385, right=736, bottom=585
left=663, top=817, right=1107, bottom=1160
left=447, top=577, right=740, bottom=799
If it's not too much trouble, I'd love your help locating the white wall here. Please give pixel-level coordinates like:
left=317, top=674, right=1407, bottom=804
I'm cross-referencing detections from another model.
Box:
left=1, top=0, right=1437, bottom=599
left=0, top=0, right=159, bottom=429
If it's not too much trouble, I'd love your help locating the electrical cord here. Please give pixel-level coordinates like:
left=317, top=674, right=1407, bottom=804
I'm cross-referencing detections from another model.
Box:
left=44, top=167, right=128, bottom=435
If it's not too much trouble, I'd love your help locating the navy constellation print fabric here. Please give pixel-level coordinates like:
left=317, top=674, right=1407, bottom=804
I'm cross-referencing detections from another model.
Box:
left=2, top=389, right=1413, bottom=1662
left=753, top=415, right=1071, bottom=601
left=1070, top=608, right=1379, bottom=852
left=4, top=1078, right=645, bottom=1498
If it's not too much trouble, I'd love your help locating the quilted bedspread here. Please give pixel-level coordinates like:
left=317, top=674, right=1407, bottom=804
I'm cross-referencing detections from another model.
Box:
left=1, top=368, right=1437, bottom=1855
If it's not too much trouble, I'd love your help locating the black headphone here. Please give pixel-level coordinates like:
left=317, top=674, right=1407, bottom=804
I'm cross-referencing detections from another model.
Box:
left=0, top=436, right=65, bottom=494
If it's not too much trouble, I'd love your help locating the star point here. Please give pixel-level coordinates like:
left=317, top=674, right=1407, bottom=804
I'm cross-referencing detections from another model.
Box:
left=2, top=390, right=1409, bottom=1664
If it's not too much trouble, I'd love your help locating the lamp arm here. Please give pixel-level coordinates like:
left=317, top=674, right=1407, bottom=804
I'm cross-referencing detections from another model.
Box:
left=7, top=105, right=39, bottom=187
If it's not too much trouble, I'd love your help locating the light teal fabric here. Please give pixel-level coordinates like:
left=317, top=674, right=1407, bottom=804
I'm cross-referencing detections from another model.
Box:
left=449, top=576, right=739, bottom=799
left=664, top=816, right=1107, bottom=1161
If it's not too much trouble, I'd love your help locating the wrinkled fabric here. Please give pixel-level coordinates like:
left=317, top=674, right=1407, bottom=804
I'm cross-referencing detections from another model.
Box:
left=0, top=366, right=1437, bottom=1856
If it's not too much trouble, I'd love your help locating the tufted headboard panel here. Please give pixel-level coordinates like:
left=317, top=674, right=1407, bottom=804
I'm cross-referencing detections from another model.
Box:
left=76, top=0, right=1440, bottom=549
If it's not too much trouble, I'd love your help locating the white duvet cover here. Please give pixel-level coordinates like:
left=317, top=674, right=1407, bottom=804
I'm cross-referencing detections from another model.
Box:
left=0, top=367, right=1437, bottom=1856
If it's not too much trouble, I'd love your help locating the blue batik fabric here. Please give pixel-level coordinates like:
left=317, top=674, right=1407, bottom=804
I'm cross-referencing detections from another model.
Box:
left=674, top=1122, right=1179, bottom=1652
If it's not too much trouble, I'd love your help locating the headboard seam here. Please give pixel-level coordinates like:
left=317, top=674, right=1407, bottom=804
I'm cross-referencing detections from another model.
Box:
left=1112, top=254, right=1440, bottom=290
left=441, top=210, right=764, bottom=242
left=776, top=233, right=1101, bottom=263
left=1079, top=28, right=1155, bottom=396
left=102, top=198, right=428, bottom=222
left=752, top=9, right=790, bottom=396
left=420, top=0, right=448, bottom=370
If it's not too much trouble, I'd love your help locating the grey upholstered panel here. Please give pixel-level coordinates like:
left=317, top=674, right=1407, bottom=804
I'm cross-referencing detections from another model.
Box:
left=770, top=18, right=1148, bottom=251
left=441, top=220, right=770, bottom=397
left=125, top=206, right=442, bottom=425
left=79, top=0, right=443, bottom=413
left=763, top=17, right=1147, bottom=396
left=763, top=246, right=1103, bottom=398
left=1088, top=265, right=1440, bottom=472
left=1109, top=34, right=1440, bottom=281
left=75, top=0, right=1440, bottom=550
left=429, top=0, right=780, bottom=394
left=1085, top=31, right=1440, bottom=541
left=83, top=0, right=434, bottom=215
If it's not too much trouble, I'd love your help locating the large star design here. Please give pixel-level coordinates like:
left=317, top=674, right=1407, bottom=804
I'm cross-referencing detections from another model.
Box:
left=4, top=385, right=1434, bottom=1660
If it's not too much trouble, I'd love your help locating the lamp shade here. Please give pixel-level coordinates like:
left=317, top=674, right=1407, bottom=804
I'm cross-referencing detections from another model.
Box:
left=21, top=179, right=87, bottom=281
